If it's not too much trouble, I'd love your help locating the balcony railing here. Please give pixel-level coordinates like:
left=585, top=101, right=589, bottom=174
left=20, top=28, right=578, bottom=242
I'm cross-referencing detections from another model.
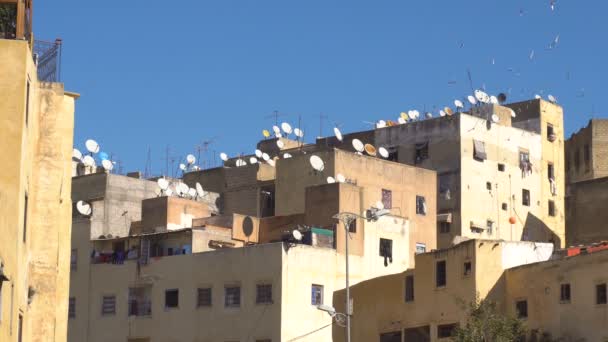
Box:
left=33, top=39, right=62, bottom=82
left=128, top=300, right=152, bottom=317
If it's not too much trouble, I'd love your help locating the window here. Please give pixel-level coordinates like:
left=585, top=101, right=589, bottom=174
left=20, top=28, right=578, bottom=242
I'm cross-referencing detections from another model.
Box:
left=165, top=289, right=179, bottom=309
left=437, top=323, right=458, bottom=338
left=380, top=238, right=393, bottom=266
left=522, top=189, right=530, bottom=206
left=415, top=142, right=429, bottom=164
left=498, top=163, right=505, bottom=172
left=486, top=220, right=494, bottom=235
left=548, top=200, right=556, bottom=217
left=70, top=249, right=77, bottom=271
left=473, top=140, right=487, bottom=161
left=225, top=286, right=241, bottom=308
left=381, top=189, right=392, bottom=209
left=380, top=331, right=402, bottom=342
left=23, top=193, right=28, bottom=243
left=516, top=300, right=528, bottom=318
left=101, top=295, right=116, bottom=316
left=347, top=219, right=356, bottom=233
left=502, top=203, right=508, bottom=211
left=486, top=182, right=492, bottom=191
left=25, top=80, right=30, bottom=126
left=597, top=283, right=607, bottom=305
left=436, top=261, right=446, bottom=287
left=416, top=196, right=427, bottom=215
left=548, top=162, right=555, bottom=180
left=584, top=144, right=591, bottom=171
left=197, top=288, right=212, bottom=307
left=415, top=243, right=426, bottom=254
left=311, top=284, right=323, bottom=305
left=560, top=283, right=571, bottom=303
left=18, top=314, right=23, bottom=342
left=405, top=275, right=414, bottom=302
left=547, top=123, right=555, bottom=141
left=256, top=284, right=272, bottom=304
left=464, top=261, right=472, bottom=276
left=519, top=150, right=530, bottom=163
left=438, top=222, right=450, bottom=234
left=69, top=297, right=76, bottom=318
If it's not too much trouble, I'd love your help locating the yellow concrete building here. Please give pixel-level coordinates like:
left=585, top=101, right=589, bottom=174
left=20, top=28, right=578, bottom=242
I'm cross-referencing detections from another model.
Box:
left=0, top=12, right=78, bottom=342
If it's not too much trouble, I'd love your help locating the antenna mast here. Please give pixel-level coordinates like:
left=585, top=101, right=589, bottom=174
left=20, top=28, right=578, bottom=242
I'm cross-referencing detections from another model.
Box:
left=318, top=113, right=328, bottom=138
left=144, top=147, right=152, bottom=178
left=265, top=110, right=287, bottom=126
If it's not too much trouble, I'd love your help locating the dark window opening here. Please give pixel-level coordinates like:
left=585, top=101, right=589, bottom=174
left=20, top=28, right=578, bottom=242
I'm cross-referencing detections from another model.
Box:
left=197, top=288, right=212, bottom=307
left=516, top=300, right=528, bottom=318
left=380, top=238, right=393, bottom=266
left=256, top=284, right=272, bottom=304
left=498, top=163, right=505, bottom=172
left=486, top=182, right=492, bottom=191
left=547, top=124, right=555, bottom=141
left=519, top=150, right=530, bottom=163
left=522, top=189, right=530, bottom=206
left=560, top=283, right=571, bottom=302
left=387, top=148, right=398, bottom=162
left=464, top=261, right=472, bottom=276
left=548, top=200, right=556, bottom=217
left=225, top=286, right=241, bottom=308
left=416, top=196, right=427, bottom=215
left=101, top=295, right=116, bottom=316
left=18, top=314, right=23, bottom=342
left=437, top=323, right=458, bottom=338
left=381, top=189, right=392, bottom=209
left=347, top=219, right=357, bottom=233
left=439, top=222, right=450, bottom=234
left=473, top=140, right=487, bottom=161
left=405, top=275, right=414, bottom=302
left=0, top=4, right=18, bottom=39
left=165, top=289, right=179, bottom=308
left=311, top=284, right=323, bottom=305
left=436, top=260, right=447, bottom=287
left=415, top=142, right=429, bottom=164
left=260, top=186, right=275, bottom=217
left=502, top=203, right=508, bottom=211
left=597, top=283, right=607, bottom=305
left=380, top=331, right=402, bottom=342
left=548, top=162, right=555, bottom=181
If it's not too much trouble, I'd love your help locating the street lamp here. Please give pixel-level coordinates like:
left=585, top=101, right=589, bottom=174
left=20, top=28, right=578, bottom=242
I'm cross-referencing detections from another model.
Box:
left=317, top=304, right=347, bottom=327
left=332, top=207, right=389, bottom=342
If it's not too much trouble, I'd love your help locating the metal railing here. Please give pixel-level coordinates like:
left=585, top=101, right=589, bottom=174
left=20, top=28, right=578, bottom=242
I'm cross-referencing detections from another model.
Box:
left=33, top=38, right=62, bottom=82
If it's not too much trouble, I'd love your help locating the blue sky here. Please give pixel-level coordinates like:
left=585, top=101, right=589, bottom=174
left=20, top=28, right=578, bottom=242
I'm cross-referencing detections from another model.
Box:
left=36, top=0, right=607, bottom=175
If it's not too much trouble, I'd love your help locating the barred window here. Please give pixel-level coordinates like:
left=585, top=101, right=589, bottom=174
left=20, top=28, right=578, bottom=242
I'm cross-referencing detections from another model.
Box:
left=101, top=295, right=116, bottom=316
left=197, top=288, right=212, bottom=307
left=225, top=286, right=241, bottom=308
left=256, top=284, right=272, bottom=304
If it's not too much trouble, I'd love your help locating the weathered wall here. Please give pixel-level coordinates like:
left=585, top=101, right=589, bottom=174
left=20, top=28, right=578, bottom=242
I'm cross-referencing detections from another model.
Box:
left=141, top=196, right=211, bottom=233
left=566, top=176, right=608, bottom=245
left=565, top=119, right=608, bottom=184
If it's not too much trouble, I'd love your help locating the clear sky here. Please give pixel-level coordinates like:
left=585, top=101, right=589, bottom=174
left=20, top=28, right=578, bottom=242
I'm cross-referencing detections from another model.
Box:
left=36, top=0, right=608, bottom=176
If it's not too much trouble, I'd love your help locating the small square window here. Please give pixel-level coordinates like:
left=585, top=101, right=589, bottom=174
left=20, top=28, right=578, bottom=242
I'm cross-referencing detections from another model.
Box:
left=501, top=203, right=508, bottom=211
left=547, top=124, right=555, bottom=141
left=437, top=323, right=458, bottom=338
left=101, top=295, right=116, bottom=316
left=256, top=284, right=272, bottom=304
left=486, top=182, right=492, bottom=191
left=464, top=261, right=472, bottom=277
left=415, top=142, right=429, bottom=164
left=347, top=220, right=357, bottom=233
left=596, top=283, right=607, bottom=305
left=438, top=222, right=450, bottom=234
left=498, top=163, right=505, bottom=172
left=548, top=200, right=556, bottom=217
left=311, top=284, right=323, bottom=305
left=382, top=189, right=392, bottom=209
left=473, top=140, right=487, bottom=161
left=165, top=289, right=179, bottom=308
left=197, top=288, right=212, bottom=307
left=548, top=162, right=555, bottom=180
left=560, top=283, right=571, bottom=303
left=415, top=242, right=426, bottom=254
left=404, top=275, right=414, bottom=302
left=416, top=196, right=427, bottom=215
left=522, top=189, right=530, bottom=206
left=436, top=261, right=446, bottom=288
left=516, top=300, right=528, bottom=318
left=225, top=286, right=241, bottom=308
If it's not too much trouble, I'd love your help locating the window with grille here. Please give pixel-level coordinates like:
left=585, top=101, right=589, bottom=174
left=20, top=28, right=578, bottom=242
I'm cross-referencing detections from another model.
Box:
left=416, top=196, right=427, bottom=215
left=415, top=243, right=426, bottom=254
left=69, top=297, right=75, bottom=318
left=560, top=283, right=571, bottom=303
left=165, top=289, right=179, bottom=308
left=381, top=189, right=392, bottom=209
left=439, top=222, right=450, bottom=234
left=522, top=189, right=530, bottom=206
left=256, top=284, right=272, bottom=304
left=311, top=284, right=323, bottom=305
left=405, top=275, right=414, bottom=302
left=516, top=300, right=528, bottom=318
left=197, top=288, right=212, bottom=307
left=549, top=200, right=556, bottom=217
left=101, top=295, right=116, bottom=316
left=436, top=261, right=446, bottom=287
left=597, top=283, right=607, bottom=305
left=225, top=286, right=241, bottom=308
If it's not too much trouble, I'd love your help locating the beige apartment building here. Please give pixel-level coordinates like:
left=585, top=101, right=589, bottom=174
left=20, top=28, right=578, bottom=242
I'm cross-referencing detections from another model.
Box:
left=335, top=239, right=608, bottom=342
left=0, top=2, right=78, bottom=341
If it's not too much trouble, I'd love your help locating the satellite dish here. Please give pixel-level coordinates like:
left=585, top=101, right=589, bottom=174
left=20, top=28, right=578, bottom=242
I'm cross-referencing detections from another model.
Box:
left=294, top=128, right=304, bottom=138
left=292, top=230, right=303, bottom=241
left=83, top=155, right=95, bottom=167
left=186, top=154, right=196, bottom=165
left=509, top=108, right=517, bottom=118
left=188, top=188, right=197, bottom=198
left=196, top=182, right=205, bottom=197
left=262, top=129, right=271, bottom=138
left=548, top=94, right=557, bottom=103
left=336, top=174, right=346, bottom=183
left=534, top=94, right=541, bottom=99
left=425, top=112, right=433, bottom=119
left=276, top=140, right=285, bottom=149
left=272, top=125, right=281, bottom=134
left=467, top=95, right=477, bottom=105
left=98, top=152, right=109, bottom=161
left=364, top=144, right=377, bottom=156
left=439, top=110, right=446, bottom=117
left=249, top=156, right=258, bottom=164
left=352, top=139, right=365, bottom=152
left=102, top=159, right=113, bottom=171
left=283, top=153, right=292, bottom=159
left=491, top=114, right=500, bottom=123
left=454, top=100, right=464, bottom=109
left=309, top=155, right=325, bottom=171
left=157, top=178, right=169, bottom=190
left=76, top=200, right=92, bottom=216
left=376, top=201, right=384, bottom=210
left=327, top=176, right=336, bottom=183
left=490, top=96, right=499, bottom=104
left=267, top=159, right=276, bottom=167
left=400, top=112, right=408, bottom=120
left=180, top=183, right=190, bottom=196
left=236, top=159, right=246, bottom=167
left=376, top=120, right=387, bottom=128
left=445, top=107, right=454, bottom=116
left=398, top=117, right=407, bottom=124
left=72, top=148, right=83, bottom=161
left=275, top=132, right=282, bottom=138
left=220, top=153, right=228, bottom=161
left=378, top=147, right=389, bottom=159
left=192, top=165, right=201, bottom=171
left=497, top=93, right=507, bottom=104
left=407, top=110, right=416, bottom=120
left=179, top=163, right=186, bottom=171
left=475, top=89, right=490, bottom=104
left=255, top=149, right=263, bottom=158
left=334, top=127, right=343, bottom=141
left=412, top=110, right=420, bottom=119
left=281, top=122, right=293, bottom=134
left=262, top=153, right=270, bottom=161
left=85, top=139, right=100, bottom=153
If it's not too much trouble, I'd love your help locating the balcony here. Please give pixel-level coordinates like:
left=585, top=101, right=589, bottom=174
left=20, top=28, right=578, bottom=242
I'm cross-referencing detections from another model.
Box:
left=34, top=39, right=62, bottom=82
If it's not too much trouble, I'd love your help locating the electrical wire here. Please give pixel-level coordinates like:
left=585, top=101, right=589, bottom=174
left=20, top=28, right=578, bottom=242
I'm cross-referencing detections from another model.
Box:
left=286, top=322, right=334, bottom=342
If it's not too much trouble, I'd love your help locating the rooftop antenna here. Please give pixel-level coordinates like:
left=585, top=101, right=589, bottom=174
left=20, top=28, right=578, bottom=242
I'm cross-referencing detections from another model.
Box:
left=162, top=145, right=172, bottom=176
left=144, top=146, right=152, bottom=178
left=265, top=110, right=287, bottom=127
left=195, top=137, right=218, bottom=169
left=467, top=68, right=474, bottom=93
left=318, top=113, right=328, bottom=138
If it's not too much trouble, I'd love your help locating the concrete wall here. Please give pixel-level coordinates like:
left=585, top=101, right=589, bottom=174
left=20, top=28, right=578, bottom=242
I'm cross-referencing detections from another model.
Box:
left=566, top=176, right=608, bottom=245
left=141, top=197, right=211, bottom=233
left=565, top=119, right=608, bottom=184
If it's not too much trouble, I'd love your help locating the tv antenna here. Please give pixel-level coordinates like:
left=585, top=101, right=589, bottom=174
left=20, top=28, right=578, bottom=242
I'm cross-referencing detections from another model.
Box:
left=265, top=110, right=287, bottom=126
left=318, top=113, right=328, bottom=138
left=195, top=137, right=219, bottom=169
left=144, top=146, right=152, bottom=178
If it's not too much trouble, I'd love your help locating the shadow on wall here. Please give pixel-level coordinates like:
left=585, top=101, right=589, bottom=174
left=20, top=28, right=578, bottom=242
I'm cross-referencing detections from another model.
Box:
left=520, top=212, right=561, bottom=248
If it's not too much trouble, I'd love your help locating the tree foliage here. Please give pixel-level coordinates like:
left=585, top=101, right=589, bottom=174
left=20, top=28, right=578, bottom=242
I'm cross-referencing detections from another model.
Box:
left=0, top=3, right=17, bottom=39
left=453, top=297, right=526, bottom=342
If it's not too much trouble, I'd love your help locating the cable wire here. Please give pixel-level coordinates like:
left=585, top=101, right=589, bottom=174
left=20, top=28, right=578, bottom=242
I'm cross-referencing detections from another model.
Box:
left=286, top=322, right=334, bottom=342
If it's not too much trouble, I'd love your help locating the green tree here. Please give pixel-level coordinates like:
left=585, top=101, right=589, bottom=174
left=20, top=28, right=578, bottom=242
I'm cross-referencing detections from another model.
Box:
left=0, top=3, right=17, bottom=39
left=453, top=297, right=526, bottom=342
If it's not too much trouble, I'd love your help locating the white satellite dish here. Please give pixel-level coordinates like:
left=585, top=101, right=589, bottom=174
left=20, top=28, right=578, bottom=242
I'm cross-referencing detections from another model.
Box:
left=196, top=182, right=205, bottom=197
left=376, top=201, right=384, bottom=210
left=475, top=89, right=490, bottom=104
left=376, top=120, right=387, bottom=128
left=334, top=127, right=343, bottom=141
left=85, top=139, right=100, bottom=153
left=188, top=188, right=197, bottom=198
left=398, top=117, right=407, bottom=124
left=491, top=114, right=500, bottom=123
left=157, top=178, right=169, bottom=190
left=76, top=200, right=92, bottom=216
left=467, top=95, right=477, bottom=105
left=412, top=110, right=420, bottom=119
left=352, top=139, right=365, bottom=152
left=327, top=176, right=336, bottom=183
left=220, top=152, right=228, bottom=161
left=336, top=174, right=346, bottom=183
left=192, top=165, right=201, bottom=171
left=509, top=108, right=517, bottom=118
left=272, top=125, right=281, bottom=134
left=165, top=188, right=173, bottom=197
left=454, top=100, right=464, bottom=109
left=490, top=95, right=499, bottom=104
left=255, top=149, right=263, bottom=158
left=439, top=110, right=446, bottom=117
left=262, top=153, right=270, bottom=161
left=236, top=159, right=246, bottom=167
left=267, top=159, right=276, bottom=167
left=102, top=159, right=113, bottom=171
left=73, top=148, right=83, bottom=161
left=179, top=163, right=186, bottom=171
left=283, top=153, right=292, bottom=159
left=407, top=110, right=416, bottom=120
left=275, top=132, right=282, bottom=138
left=547, top=94, right=557, bottom=103
left=276, top=140, right=285, bottom=149
left=534, top=94, right=541, bottom=99
left=378, top=147, right=389, bottom=159
left=83, top=155, right=95, bottom=167
left=309, top=155, right=325, bottom=171
left=186, top=154, right=196, bottom=165
left=179, top=183, right=190, bottom=197
left=292, top=230, right=303, bottom=241
left=294, top=128, right=304, bottom=138
left=425, top=112, right=433, bottom=119
left=281, top=122, right=293, bottom=134
left=249, top=156, right=258, bottom=164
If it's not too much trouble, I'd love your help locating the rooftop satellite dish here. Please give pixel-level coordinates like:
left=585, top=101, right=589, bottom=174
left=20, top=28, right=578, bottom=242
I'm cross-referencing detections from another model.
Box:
left=445, top=107, right=454, bottom=116
left=196, top=182, right=205, bottom=197
left=255, top=149, right=263, bottom=158
left=336, top=174, right=346, bottom=183
left=352, top=139, right=365, bottom=152
left=378, top=147, right=389, bottom=159
left=310, top=155, right=325, bottom=171
left=272, top=125, right=281, bottom=134
left=192, top=165, right=201, bottom=171
left=220, top=152, right=228, bottom=161
left=398, top=117, right=407, bottom=124
left=400, top=112, right=408, bottom=120
left=425, top=112, right=433, bottom=119
left=275, top=132, right=283, bottom=138
left=376, top=201, right=384, bottom=210
left=276, top=140, right=285, bottom=149
left=491, top=114, right=500, bottom=123
left=262, top=129, right=271, bottom=138
left=188, top=188, right=197, bottom=198
left=179, top=183, right=190, bottom=197
left=179, top=163, right=186, bottom=171
left=292, top=230, right=303, bottom=241
left=236, top=159, right=246, bottom=167
left=72, top=148, right=83, bottom=161
left=364, top=143, right=377, bottom=156
left=249, top=156, right=258, bottom=164
left=281, top=122, right=293, bottom=134
left=157, top=178, right=169, bottom=190
left=262, top=153, right=270, bottom=161
left=186, top=154, right=196, bottom=165
left=548, top=94, right=557, bottom=103
left=102, top=159, right=113, bottom=171
left=376, top=120, right=387, bottom=129
left=283, top=153, right=292, bottom=159
left=467, top=95, right=477, bottom=105
left=490, top=96, right=499, bottom=104
left=497, top=93, right=507, bottom=104
left=407, top=110, right=416, bottom=120
left=334, top=127, right=343, bottom=141
left=267, top=159, right=276, bottom=167
left=98, top=152, right=109, bottom=161
left=327, top=176, right=336, bottom=183
left=85, top=139, right=100, bottom=153
left=76, top=200, right=92, bottom=216
left=439, top=110, right=446, bottom=117
left=534, top=94, right=542, bottom=99
left=412, top=110, right=420, bottom=119
left=509, top=108, right=517, bottom=118
left=165, top=188, right=173, bottom=197
left=454, top=100, right=464, bottom=109
left=294, top=128, right=304, bottom=138
left=83, top=155, right=95, bottom=167
left=475, top=89, right=490, bottom=104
